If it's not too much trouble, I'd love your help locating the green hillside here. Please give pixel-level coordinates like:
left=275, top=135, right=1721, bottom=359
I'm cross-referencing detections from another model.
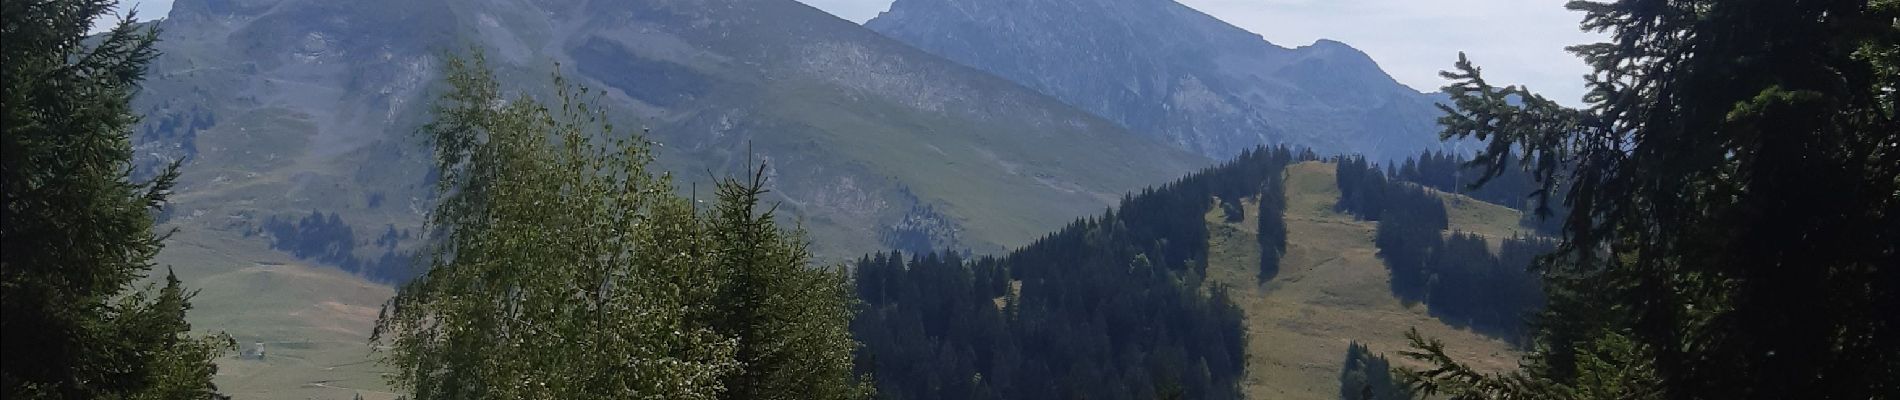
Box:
left=1202, top=161, right=1521, bottom=399
left=845, top=152, right=1544, bottom=399
left=134, top=0, right=1208, bottom=284
left=157, top=228, right=397, bottom=399
left=136, top=1, right=1213, bottom=393
left=161, top=154, right=1545, bottom=399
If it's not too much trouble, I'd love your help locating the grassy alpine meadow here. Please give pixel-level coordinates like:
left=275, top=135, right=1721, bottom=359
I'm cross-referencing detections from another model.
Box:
left=157, top=227, right=399, bottom=400
left=1202, top=161, right=1522, bottom=399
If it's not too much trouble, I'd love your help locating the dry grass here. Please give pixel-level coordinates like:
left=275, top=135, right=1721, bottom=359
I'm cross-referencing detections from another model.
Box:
left=1203, top=161, right=1521, bottom=400
left=160, top=227, right=400, bottom=400
left=164, top=159, right=1532, bottom=400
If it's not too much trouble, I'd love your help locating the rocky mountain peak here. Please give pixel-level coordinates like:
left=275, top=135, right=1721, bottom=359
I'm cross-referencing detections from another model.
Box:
left=131, top=0, right=1206, bottom=268
left=868, top=0, right=1457, bottom=161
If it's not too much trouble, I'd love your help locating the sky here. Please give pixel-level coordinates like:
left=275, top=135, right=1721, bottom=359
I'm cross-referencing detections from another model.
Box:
left=92, top=0, right=172, bottom=33
left=111, top=0, right=1601, bottom=105
left=802, top=0, right=1603, bottom=106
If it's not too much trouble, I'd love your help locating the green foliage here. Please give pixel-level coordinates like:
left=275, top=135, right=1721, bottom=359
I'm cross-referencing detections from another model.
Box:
left=257, top=210, right=412, bottom=282
left=1256, top=165, right=1288, bottom=282
left=1, top=0, right=233, bottom=398
left=1404, top=0, right=1900, bottom=398
left=1336, top=156, right=1550, bottom=341
left=372, top=53, right=871, bottom=400
left=1396, top=328, right=1556, bottom=400
left=1398, top=327, right=1663, bottom=400
left=709, top=169, right=871, bottom=400
left=851, top=146, right=1304, bottom=400
left=1339, top=342, right=1412, bottom=400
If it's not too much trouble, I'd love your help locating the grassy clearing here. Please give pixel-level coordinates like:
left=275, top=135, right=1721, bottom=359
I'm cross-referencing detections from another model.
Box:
left=162, top=158, right=1533, bottom=400
left=1434, top=188, right=1530, bottom=248
left=160, top=227, right=398, bottom=400
left=1203, top=161, right=1520, bottom=400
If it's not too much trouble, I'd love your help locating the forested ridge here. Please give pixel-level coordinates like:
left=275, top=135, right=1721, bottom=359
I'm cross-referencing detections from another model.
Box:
left=6, top=0, right=1893, bottom=399
left=851, top=146, right=1308, bottom=400
left=1379, top=150, right=1537, bottom=212
left=1374, top=150, right=1563, bottom=235
left=256, top=211, right=414, bottom=283
left=1335, top=156, right=1553, bottom=341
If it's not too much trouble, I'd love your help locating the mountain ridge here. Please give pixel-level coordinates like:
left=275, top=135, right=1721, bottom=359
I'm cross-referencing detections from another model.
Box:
left=133, top=0, right=1208, bottom=272
left=866, top=0, right=1460, bottom=162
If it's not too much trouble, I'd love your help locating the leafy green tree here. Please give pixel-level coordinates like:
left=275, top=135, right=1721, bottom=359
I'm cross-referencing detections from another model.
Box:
left=1401, top=0, right=1898, bottom=399
left=1, top=0, right=233, bottom=398
left=372, top=53, right=870, bottom=400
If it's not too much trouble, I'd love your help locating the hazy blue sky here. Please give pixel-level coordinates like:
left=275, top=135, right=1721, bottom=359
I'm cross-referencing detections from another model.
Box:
left=801, top=0, right=1602, bottom=106
left=93, top=0, right=171, bottom=32
left=116, top=0, right=1600, bottom=105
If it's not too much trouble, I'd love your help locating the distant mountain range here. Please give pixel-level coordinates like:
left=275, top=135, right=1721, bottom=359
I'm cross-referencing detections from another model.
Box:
left=867, top=0, right=1460, bottom=162
left=133, top=0, right=1207, bottom=269
left=132, top=0, right=1460, bottom=276
left=123, top=1, right=1506, bottom=396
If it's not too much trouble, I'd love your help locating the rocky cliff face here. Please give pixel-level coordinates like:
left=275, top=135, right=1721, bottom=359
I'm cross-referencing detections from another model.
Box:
left=866, top=0, right=1460, bottom=161
left=133, top=0, right=1207, bottom=267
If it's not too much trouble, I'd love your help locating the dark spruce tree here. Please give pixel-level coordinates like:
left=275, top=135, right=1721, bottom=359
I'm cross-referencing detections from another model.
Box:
left=1376, top=149, right=1569, bottom=235
left=1, top=0, right=233, bottom=398
left=851, top=146, right=1301, bottom=400
left=1399, top=1, right=1900, bottom=399
left=1338, top=342, right=1412, bottom=400
left=1337, top=157, right=1547, bottom=341
left=1386, top=149, right=1539, bottom=212
left=1257, top=167, right=1289, bottom=282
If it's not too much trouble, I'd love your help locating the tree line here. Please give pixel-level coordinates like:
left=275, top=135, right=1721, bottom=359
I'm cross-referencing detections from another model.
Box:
left=255, top=211, right=413, bottom=282
left=1385, top=150, right=1535, bottom=211
left=1339, top=341, right=1411, bottom=400
left=850, top=146, right=1307, bottom=400
left=1336, top=156, right=1550, bottom=341
left=1376, top=150, right=1566, bottom=235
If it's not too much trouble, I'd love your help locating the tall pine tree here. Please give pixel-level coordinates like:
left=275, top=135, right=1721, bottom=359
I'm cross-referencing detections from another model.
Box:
left=1401, top=1, right=1898, bottom=399
left=2, top=0, right=233, bottom=398
left=1256, top=168, right=1288, bottom=282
